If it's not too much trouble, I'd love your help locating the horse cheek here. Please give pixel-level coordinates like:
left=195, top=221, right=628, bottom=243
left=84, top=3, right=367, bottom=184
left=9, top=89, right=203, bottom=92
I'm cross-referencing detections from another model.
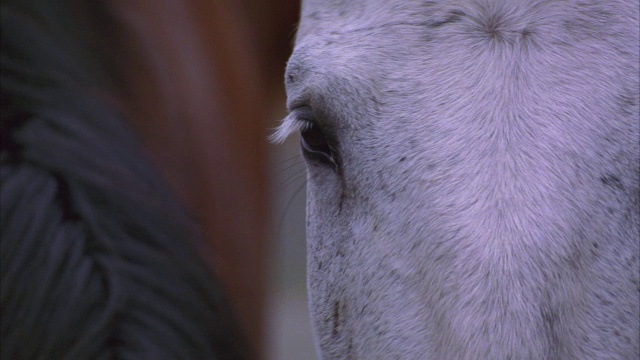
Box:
left=305, top=171, right=354, bottom=357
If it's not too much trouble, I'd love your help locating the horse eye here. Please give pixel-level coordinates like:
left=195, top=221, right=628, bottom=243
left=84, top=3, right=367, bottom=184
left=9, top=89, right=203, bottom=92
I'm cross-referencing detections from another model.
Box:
left=300, top=122, right=337, bottom=167
left=290, top=106, right=339, bottom=169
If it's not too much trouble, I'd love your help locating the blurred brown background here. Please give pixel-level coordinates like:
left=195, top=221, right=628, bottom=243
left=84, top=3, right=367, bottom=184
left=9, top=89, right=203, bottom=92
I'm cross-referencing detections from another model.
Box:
left=97, top=1, right=314, bottom=359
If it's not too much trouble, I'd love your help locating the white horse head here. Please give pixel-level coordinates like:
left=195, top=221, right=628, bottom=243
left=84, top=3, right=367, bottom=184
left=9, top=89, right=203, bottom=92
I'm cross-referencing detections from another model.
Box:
left=274, top=1, right=639, bottom=358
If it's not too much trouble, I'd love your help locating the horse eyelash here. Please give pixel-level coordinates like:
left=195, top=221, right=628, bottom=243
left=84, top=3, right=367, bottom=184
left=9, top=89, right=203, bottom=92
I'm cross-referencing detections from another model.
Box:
left=270, top=113, right=313, bottom=144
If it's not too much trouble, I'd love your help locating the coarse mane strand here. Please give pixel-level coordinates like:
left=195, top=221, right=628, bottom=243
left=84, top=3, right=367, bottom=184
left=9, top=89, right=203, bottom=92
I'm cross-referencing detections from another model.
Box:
left=0, top=2, right=245, bottom=359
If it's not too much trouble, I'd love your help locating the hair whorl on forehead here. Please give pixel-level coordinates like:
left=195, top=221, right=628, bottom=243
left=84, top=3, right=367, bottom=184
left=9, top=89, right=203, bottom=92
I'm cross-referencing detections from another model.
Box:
left=0, top=2, right=245, bottom=359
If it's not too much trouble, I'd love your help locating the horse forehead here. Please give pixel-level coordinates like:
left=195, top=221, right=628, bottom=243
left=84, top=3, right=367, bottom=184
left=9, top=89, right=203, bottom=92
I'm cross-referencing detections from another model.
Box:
left=299, top=0, right=375, bottom=24
left=290, top=0, right=528, bottom=101
left=296, top=0, right=518, bottom=37
left=288, top=0, right=427, bottom=94
left=297, top=0, right=419, bottom=41
left=296, top=0, right=636, bottom=41
left=294, top=0, right=538, bottom=60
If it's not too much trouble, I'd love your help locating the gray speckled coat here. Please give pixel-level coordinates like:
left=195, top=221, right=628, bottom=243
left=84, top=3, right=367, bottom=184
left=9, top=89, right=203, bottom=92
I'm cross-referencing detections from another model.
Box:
left=275, top=1, right=640, bottom=358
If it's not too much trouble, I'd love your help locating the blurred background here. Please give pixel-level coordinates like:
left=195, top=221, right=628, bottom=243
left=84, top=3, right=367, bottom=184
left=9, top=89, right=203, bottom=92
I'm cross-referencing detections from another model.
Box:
left=99, top=1, right=314, bottom=359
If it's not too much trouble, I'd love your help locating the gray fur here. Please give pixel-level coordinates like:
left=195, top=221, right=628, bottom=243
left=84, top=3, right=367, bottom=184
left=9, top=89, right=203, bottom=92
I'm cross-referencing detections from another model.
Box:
left=276, top=0, right=640, bottom=358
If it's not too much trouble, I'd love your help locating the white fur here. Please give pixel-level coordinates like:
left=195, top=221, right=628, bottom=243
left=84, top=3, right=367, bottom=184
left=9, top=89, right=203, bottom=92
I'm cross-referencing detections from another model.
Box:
left=277, top=0, right=640, bottom=358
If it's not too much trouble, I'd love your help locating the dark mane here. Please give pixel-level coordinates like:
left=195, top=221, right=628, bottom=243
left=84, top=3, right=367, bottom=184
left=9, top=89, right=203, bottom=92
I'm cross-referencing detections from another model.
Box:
left=1, top=1, right=245, bottom=358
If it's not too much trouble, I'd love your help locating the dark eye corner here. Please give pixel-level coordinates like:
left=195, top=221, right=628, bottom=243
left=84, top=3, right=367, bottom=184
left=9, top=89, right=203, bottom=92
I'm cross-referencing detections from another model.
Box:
left=291, top=106, right=339, bottom=170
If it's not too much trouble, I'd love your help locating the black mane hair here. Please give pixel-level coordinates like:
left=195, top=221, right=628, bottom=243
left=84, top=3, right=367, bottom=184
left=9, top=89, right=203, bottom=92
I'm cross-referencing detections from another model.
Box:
left=1, top=1, right=246, bottom=358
